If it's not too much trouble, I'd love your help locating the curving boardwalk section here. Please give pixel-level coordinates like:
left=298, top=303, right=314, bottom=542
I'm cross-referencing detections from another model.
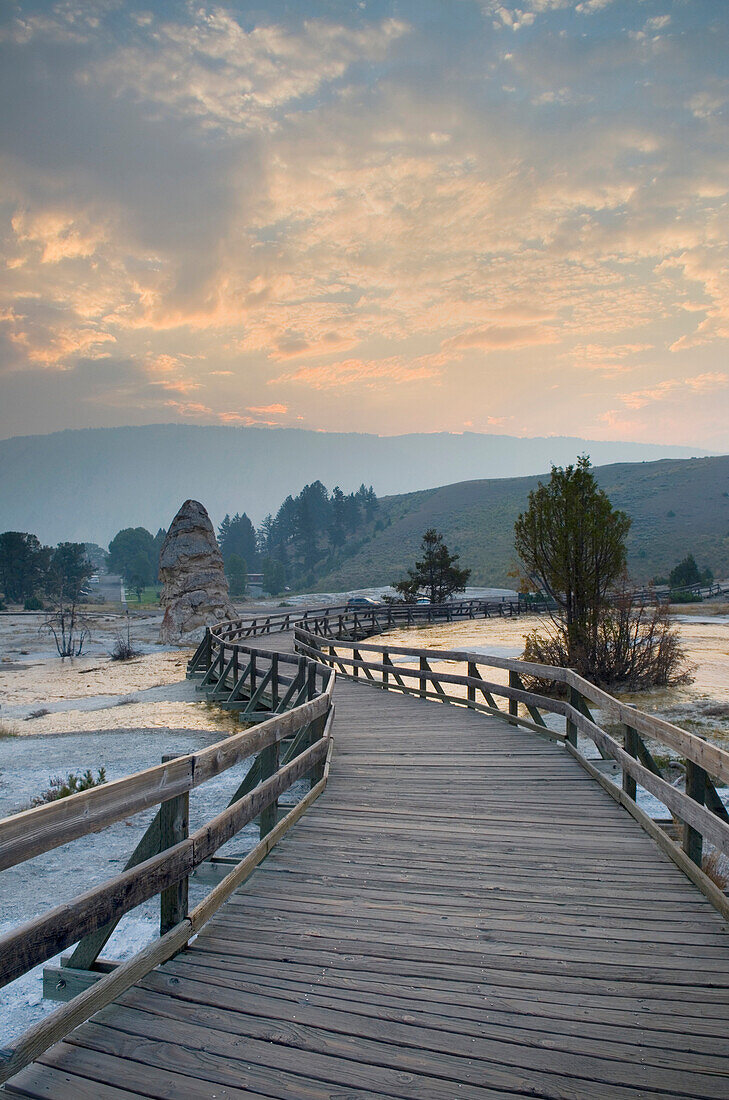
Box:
left=6, top=640, right=729, bottom=1098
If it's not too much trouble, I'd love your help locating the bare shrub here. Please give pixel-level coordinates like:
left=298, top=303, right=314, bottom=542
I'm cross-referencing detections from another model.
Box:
left=523, top=590, right=692, bottom=692
left=109, top=612, right=141, bottom=661
left=702, top=849, right=729, bottom=891
left=110, top=634, right=140, bottom=661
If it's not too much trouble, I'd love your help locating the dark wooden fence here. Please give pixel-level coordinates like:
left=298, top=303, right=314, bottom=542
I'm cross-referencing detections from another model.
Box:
left=0, top=642, right=335, bottom=1085
left=211, top=595, right=542, bottom=648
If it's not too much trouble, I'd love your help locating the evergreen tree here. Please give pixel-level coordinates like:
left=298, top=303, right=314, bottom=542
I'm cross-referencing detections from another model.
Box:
left=225, top=553, right=248, bottom=597
left=669, top=554, right=712, bottom=589
left=329, top=487, right=347, bottom=548
left=217, top=513, right=258, bottom=567
left=294, top=481, right=330, bottom=569
left=0, top=531, right=50, bottom=602
left=392, top=529, right=470, bottom=604
left=262, top=556, right=286, bottom=596
left=514, top=456, right=631, bottom=671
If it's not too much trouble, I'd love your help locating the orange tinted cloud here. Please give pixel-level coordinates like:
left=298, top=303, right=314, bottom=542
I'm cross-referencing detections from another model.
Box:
left=275, top=356, right=443, bottom=390
left=441, top=324, right=559, bottom=352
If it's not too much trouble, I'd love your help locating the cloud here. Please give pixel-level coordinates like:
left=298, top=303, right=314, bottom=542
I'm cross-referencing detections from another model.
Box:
left=163, top=399, right=214, bottom=418
left=274, top=356, right=444, bottom=391
left=571, top=342, right=653, bottom=375
left=1, top=1, right=728, bottom=446
left=619, top=372, right=729, bottom=409
left=90, top=10, right=409, bottom=133
left=441, top=323, right=559, bottom=352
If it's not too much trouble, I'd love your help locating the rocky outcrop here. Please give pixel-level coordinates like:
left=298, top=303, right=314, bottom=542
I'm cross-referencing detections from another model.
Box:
left=158, top=499, right=236, bottom=643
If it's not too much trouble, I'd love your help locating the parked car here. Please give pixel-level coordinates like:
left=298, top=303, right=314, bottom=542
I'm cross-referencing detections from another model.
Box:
left=346, top=596, right=380, bottom=608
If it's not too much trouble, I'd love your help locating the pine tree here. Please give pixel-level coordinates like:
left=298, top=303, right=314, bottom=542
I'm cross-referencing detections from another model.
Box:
left=392, top=529, right=470, bottom=604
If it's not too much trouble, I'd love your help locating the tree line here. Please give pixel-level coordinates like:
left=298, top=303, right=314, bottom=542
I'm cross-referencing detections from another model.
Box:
left=0, top=533, right=93, bottom=610
left=217, top=481, right=379, bottom=595
left=100, top=481, right=380, bottom=599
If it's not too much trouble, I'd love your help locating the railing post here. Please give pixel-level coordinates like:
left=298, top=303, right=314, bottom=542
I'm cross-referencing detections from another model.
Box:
left=683, top=759, right=706, bottom=867
left=270, top=653, right=279, bottom=710
left=159, top=754, right=189, bottom=939
left=566, top=684, right=580, bottom=747
left=508, top=670, right=519, bottom=724
left=259, top=739, right=280, bottom=838
left=419, top=655, right=427, bottom=698
left=309, top=711, right=328, bottom=786
left=623, top=705, right=638, bottom=800
left=467, top=661, right=477, bottom=707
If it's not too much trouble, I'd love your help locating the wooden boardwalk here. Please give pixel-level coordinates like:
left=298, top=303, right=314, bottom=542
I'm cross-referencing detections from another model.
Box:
left=6, top=663, right=729, bottom=1098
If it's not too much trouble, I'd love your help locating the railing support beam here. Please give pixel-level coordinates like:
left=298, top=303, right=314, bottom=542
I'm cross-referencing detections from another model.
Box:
left=684, top=759, right=707, bottom=867
left=159, top=755, right=189, bottom=940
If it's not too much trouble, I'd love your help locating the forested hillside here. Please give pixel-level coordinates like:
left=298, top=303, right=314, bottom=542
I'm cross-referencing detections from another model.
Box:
left=309, top=456, right=729, bottom=590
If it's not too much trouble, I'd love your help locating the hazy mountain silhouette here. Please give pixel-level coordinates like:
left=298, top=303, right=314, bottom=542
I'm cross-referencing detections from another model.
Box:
left=0, top=423, right=710, bottom=545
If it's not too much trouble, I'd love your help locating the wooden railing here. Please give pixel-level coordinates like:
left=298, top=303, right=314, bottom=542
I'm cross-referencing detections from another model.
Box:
left=211, top=596, right=539, bottom=651
left=0, top=641, right=335, bottom=1086
left=629, top=580, right=729, bottom=604
left=294, top=619, right=729, bottom=920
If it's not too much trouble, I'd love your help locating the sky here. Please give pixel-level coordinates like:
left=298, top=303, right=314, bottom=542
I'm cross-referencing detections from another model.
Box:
left=0, top=0, right=728, bottom=447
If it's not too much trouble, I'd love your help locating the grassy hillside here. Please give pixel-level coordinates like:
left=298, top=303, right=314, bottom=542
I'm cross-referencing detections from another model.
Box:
left=310, top=455, right=729, bottom=590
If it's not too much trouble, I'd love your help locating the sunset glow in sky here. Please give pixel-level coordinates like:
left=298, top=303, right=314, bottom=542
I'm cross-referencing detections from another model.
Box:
left=1, top=1, right=728, bottom=445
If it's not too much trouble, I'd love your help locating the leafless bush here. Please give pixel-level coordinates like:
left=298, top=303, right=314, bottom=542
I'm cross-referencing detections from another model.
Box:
left=110, top=634, right=140, bottom=661
left=109, top=613, right=140, bottom=661
left=523, top=590, right=692, bottom=692
left=703, top=849, right=729, bottom=891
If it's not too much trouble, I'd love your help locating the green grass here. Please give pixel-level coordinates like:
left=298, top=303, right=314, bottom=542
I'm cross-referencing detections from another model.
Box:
left=126, top=586, right=161, bottom=606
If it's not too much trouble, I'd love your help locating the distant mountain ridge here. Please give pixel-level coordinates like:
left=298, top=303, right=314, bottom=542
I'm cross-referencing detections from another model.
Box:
left=0, top=423, right=710, bottom=545
left=316, top=455, right=729, bottom=589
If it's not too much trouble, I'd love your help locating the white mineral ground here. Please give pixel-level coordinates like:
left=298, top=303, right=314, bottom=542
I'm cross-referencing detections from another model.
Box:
left=1, top=592, right=728, bottom=1040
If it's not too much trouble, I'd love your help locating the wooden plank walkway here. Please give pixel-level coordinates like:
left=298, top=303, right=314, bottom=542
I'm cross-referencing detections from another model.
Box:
left=6, top=661, right=729, bottom=1098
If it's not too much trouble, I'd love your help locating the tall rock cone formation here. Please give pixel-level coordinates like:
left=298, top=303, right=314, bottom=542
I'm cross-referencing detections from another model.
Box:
left=158, top=499, right=236, bottom=643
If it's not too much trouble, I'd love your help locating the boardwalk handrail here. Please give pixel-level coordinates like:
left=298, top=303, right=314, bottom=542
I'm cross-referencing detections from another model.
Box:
left=0, top=641, right=335, bottom=1085
left=294, top=615, right=729, bottom=917
left=211, top=596, right=538, bottom=649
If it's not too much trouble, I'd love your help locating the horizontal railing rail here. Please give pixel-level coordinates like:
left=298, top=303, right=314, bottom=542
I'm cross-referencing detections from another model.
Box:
left=0, top=639, right=335, bottom=1086
left=210, top=596, right=542, bottom=651
left=294, top=618, right=729, bottom=921
left=627, top=580, right=729, bottom=604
